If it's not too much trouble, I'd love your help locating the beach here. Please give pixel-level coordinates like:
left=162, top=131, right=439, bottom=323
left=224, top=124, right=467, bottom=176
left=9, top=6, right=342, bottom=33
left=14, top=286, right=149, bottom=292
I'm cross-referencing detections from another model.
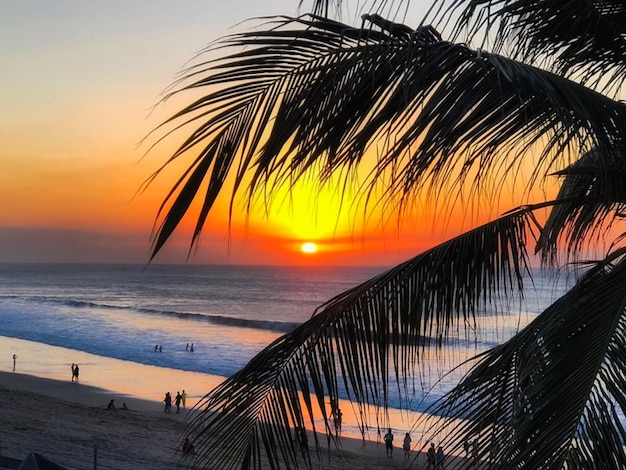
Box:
left=0, top=370, right=449, bottom=470
left=0, top=263, right=535, bottom=468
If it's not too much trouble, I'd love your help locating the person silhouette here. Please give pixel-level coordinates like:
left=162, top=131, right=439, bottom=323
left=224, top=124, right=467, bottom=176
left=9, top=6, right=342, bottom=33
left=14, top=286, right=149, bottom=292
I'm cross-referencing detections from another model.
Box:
left=182, top=438, right=195, bottom=454
left=403, top=432, right=412, bottom=459
left=436, top=446, right=445, bottom=467
left=333, top=408, right=343, bottom=435
left=384, top=428, right=394, bottom=458
left=174, top=391, right=182, bottom=414
left=12, top=354, right=16, bottom=370
left=427, top=442, right=436, bottom=469
left=164, top=392, right=172, bottom=413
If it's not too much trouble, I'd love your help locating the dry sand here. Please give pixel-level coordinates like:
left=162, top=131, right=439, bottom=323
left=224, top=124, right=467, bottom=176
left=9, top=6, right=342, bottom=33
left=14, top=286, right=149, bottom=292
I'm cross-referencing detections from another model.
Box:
left=0, top=370, right=451, bottom=469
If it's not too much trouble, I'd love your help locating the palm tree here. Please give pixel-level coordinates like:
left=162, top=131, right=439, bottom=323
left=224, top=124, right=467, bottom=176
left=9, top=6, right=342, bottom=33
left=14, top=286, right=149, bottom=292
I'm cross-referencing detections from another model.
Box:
left=144, top=0, right=626, bottom=468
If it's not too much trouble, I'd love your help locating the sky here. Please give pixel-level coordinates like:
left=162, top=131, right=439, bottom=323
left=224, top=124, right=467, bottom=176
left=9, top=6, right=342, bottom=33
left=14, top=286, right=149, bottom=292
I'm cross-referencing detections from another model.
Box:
left=0, top=1, right=530, bottom=267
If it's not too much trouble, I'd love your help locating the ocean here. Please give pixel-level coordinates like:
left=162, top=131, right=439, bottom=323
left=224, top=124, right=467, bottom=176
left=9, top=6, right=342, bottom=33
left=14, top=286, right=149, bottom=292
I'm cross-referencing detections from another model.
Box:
left=0, top=263, right=570, bottom=437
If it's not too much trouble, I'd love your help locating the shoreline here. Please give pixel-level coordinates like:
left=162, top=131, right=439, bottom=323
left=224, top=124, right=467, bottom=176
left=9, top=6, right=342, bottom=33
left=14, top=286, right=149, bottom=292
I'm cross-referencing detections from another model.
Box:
left=0, top=335, right=443, bottom=441
left=0, top=370, right=441, bottom=469
left=0, top=337, right=471, bottom=468
left=0, top=335, right=225, bottom=406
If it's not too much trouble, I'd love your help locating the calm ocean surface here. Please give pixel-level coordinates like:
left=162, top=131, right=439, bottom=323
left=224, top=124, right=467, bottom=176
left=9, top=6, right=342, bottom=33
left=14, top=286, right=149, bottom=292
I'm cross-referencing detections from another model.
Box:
left=0, top=263, right=571, bottom=432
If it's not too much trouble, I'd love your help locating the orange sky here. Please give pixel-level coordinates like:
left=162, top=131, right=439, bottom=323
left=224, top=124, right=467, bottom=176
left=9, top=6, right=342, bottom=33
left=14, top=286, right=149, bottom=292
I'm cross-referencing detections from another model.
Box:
left=0, top=1, right=555, bottom=266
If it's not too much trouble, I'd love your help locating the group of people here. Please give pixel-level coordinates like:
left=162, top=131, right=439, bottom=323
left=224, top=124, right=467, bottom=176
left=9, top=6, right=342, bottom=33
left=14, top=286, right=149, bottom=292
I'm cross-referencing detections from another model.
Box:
left=383, top=429, right=445, bottom=467
left=426, top=442, right=446, bottom=468
left=106, top=399, right=129, bottom=410
left=154, top=343, right=195, bottom=352
left=384, top=429, right=413, bottom=459
left=70, top=363, right=80, bottom=382
left=163, top=390, right=187, bottom=414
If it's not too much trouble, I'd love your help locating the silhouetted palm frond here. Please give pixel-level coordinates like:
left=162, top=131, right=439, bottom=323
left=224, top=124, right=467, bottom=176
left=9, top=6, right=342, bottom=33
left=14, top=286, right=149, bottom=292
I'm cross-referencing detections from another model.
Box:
left=424, top=256, right=626, bottom=469
left=177, top=210, right=537, bottom=469
left=536, top=147, right=626, bottom=263
left=146, top=14, right=626, bottom=259
left=439, top=0, right=626, bottom=93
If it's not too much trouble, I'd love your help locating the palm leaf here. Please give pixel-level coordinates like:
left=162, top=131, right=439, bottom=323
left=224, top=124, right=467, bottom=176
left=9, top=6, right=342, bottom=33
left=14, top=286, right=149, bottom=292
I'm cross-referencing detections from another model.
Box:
left=177, top=210, right=537, bottom=469
left=438, top=0, right=626, bottom=93
left=423, top=256, right=626, bottom=469
left=536, top=147, right=626, bottom=264
left=146, top=14, right=626, bottom=259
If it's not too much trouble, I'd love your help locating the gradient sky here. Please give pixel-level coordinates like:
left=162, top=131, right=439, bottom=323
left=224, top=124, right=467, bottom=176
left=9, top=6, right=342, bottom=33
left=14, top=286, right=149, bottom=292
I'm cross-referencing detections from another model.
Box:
left=0, top=1, right=528, bottom=266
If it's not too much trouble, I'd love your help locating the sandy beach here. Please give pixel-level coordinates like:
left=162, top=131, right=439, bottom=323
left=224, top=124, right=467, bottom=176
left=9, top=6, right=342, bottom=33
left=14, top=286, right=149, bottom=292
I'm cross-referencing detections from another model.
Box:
left=0, top=370, right=454, bottom=470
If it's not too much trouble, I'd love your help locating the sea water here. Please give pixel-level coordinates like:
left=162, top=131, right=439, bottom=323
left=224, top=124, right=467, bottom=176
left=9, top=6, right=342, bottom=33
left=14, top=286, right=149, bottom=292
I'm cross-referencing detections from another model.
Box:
left=0, top=263, right=570, bottom=435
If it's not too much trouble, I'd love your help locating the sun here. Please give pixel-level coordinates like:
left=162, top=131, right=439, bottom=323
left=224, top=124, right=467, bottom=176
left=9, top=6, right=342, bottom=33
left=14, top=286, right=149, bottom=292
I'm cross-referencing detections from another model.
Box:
left=301, top=242, right=318, bottom=254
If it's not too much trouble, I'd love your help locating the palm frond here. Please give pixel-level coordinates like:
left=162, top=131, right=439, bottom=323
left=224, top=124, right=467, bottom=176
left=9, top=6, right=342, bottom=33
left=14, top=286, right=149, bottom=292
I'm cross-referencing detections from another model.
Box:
left=439, top=0, right=626, bottom=93
left=177, top=210, right=536, bottom=469
left=305, top=0, right=414, bottom=21
left=423, top=255, right=626, bottom=469
left=536, top=147, right=626, bottom=264
left=146, top=14, right=626, bottom=260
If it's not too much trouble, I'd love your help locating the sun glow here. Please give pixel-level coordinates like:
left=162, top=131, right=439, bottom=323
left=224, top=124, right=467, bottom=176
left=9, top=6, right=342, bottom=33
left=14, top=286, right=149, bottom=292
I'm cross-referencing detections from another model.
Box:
left=301, top=242, right=318, bottom=254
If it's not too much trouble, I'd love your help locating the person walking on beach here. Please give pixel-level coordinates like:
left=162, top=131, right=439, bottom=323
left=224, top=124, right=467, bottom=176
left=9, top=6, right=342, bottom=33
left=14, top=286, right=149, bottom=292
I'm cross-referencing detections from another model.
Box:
left=190, top=343, right=194, bottom=352
left=403, top=432, right=412, bottom=459
left=174, top=391, right=182, bottom=414
left=164, top=392, right=172, bottom=413
left=71, top=363, right=79, bottom=383
left=384, top=428, right=394, bottom=458
left=333, top=408, right=343, bottom=435
left=12, top=354, right=17, bottom=370
left=181, top=390, right=187, bottom=408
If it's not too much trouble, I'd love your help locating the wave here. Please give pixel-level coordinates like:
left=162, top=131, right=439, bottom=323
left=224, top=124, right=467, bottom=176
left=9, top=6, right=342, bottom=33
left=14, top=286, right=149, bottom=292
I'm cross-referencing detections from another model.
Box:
left=10, top=296, right=302, bottom=333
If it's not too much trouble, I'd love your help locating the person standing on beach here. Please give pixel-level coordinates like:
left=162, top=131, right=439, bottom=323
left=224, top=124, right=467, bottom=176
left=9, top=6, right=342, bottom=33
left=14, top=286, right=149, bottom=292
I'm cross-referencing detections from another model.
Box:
left=71, top=363, right=76, bottom=382
left=174, top=391, right=182, bottom=414
left=333, top=408, right=343, bottom=435
left=181, top=390, right=187, bottom=408
left=12, top=354, right=16, bottom=370
left=384, top=428, right=394, bottom=458
left=403, top=432, right=412, bottom=459
left=436, top=446, right=445, bottom=468
left=73, top=364, right=80, bottom=383
left=427, top=442, right=436, bottom=469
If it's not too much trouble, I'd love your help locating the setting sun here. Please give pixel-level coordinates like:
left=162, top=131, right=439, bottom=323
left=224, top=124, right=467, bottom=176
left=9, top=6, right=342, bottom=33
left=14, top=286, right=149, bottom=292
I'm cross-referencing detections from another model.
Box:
left=301, top=242, right=318, bottom=254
